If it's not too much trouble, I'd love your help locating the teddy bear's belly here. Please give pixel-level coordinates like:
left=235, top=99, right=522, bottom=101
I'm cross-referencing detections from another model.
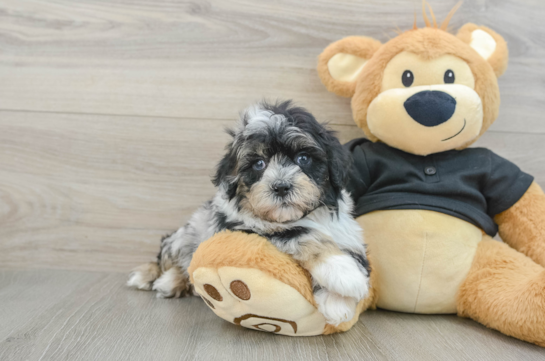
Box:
left=357, top=209, right=484, bottom=314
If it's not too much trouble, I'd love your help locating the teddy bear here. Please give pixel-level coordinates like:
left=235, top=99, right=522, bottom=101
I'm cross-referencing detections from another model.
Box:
left=188, top=6, right=545, bottom=346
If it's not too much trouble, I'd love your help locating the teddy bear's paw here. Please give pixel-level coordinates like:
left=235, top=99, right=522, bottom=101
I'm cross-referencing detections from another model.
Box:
left=312, top=255, right=370, bottom=301
left=192, top=266, right=327, bottom=336
left=314, top=288, right=357, bottom=326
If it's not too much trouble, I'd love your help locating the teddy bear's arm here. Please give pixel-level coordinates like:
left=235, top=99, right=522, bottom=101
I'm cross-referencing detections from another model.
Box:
left=494, top=181, right=545, bottom=267
left=188, top=230, right=376, bottom=335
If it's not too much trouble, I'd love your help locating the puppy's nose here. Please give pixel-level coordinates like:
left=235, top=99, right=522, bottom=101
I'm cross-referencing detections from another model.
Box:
left=273, top=182, right=292, bottom=197
left=403, top=90, right=456, bottom=127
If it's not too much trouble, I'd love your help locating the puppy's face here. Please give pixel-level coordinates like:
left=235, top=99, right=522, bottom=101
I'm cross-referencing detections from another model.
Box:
left=237, top=129, right=324, bottom=223
left=214, top=102, right=349, bottom=223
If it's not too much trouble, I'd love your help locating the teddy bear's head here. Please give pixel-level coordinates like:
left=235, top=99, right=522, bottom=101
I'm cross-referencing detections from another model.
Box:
left=318, top=6, right=508, bottom=156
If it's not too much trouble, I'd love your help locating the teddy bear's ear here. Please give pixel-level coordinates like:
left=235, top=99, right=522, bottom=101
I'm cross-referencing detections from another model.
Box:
left=457, top=23, right=509, bottom=77
left=317, top=36, right=382, bottom=97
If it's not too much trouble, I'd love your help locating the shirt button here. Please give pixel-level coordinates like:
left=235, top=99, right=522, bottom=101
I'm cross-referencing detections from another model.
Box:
left=425, top=166, right=437, bottom=175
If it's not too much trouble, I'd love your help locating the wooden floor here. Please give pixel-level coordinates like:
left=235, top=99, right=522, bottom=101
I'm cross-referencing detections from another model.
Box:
left=1, top=269, right=544, bottom=361
left=1, top=0, right=545, bottom=359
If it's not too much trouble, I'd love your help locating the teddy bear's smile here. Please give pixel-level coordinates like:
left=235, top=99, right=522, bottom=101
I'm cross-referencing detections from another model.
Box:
left=442, top=118, right=466, bottom=141
left=366, top=82, right=483, bottom=155
left=402, top=90, right=469, bottom=141
left=313, top=14, right=545, bottom=346
left=362, top=51, right=485, bottom=155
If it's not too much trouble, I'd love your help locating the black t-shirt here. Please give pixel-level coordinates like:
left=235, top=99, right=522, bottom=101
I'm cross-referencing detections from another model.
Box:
left=344, top=138, right=534, bottom=236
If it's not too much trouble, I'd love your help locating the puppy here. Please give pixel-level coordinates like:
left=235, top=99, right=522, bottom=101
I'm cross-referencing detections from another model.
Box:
left=128, top=100, right=370, bottom=325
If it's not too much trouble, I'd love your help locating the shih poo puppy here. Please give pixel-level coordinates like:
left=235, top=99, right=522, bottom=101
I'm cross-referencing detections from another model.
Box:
left=128, top=100, right=370, bottom=325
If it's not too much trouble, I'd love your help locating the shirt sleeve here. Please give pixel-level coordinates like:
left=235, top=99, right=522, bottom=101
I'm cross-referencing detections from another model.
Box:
left=343, top=138, right=371, bottom=202
left=484, top=151, right=534, bottom=217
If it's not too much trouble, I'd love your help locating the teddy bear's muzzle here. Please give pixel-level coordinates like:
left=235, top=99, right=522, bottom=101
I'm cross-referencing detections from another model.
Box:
left=366, top=84, right=483, bottom=155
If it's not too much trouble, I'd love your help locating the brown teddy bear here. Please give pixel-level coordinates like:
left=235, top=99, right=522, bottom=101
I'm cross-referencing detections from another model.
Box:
left=188, top=6, right=545, bottom=346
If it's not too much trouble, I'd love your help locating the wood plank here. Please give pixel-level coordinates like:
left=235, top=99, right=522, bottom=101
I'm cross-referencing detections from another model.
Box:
left=1, top=0, right=544, bottom=357
left=0, top=110, right=544, bottom=272
left=0, top=111, right=225, bottom=272
left=0, top=0, right=543, bottom=133
left=0, top=269, right=543, bottom=361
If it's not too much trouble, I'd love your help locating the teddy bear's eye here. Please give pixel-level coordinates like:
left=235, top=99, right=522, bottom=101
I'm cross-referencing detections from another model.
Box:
left=402, top=70, right=414, bottom=87
left=444, top=69, right=455, bottom=84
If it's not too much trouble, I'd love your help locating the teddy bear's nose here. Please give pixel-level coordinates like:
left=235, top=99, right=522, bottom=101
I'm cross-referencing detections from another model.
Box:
left=403, top=90, right=457, bottom=127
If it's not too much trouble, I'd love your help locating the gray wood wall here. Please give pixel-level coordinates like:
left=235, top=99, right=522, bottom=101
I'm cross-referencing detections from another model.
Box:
left=1, top=0, right=544, bottom=273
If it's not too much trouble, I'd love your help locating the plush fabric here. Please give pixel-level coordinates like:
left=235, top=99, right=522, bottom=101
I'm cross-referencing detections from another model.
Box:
left=317, top=36, right=382, bottom=98
left=495, top=182, right=545, bottom=268
left=456, top=24, right=509, bottom=77
left=319, top=26, right=502, bottom=150
left=357, top=209, right=482, bottom=313
left=457, top=238, right=545, bottom=347
left=188, top=231, right=378, bottom=335
left=192, top=266, right=327, bottom=336
left=327, top=53, right=368, bottom=82
left=188, top=231, right=316, bottom=306
left=189, top=5, right=545, bottom=346
left=315, top=12, right=545, bottom=346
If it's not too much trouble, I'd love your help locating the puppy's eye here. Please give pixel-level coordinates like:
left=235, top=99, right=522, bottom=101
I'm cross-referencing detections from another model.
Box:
left=252, top=159, right=266, bottom=171
left=402, top=70, right=414, bottom=87
left=444, top=69, right=455, bottom=84
left=296, top=154, right=312, bottom=166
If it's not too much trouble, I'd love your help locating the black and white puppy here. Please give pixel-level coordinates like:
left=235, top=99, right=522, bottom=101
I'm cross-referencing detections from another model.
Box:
left=128, top=100, right=370, bottom=325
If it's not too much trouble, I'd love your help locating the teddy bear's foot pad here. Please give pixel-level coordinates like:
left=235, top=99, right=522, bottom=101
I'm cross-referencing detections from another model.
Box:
left=192, top=266, right=327, bottom=336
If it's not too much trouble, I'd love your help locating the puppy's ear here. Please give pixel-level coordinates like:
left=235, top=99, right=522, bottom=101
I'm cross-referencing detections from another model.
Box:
left=457, top=24, right=508, bottom=77
left=322, top=128, right=351, bottom=194
left=212, top=132, right=239, bottom=199
left=317, top=36, right=382, bottom=98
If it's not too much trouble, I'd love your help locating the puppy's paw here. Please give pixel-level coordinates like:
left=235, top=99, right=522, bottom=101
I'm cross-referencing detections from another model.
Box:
left=127, top=262, right=161, bottom=291
left=152, top=267, right=189, bottom=298
left=311, top=255, right=369, bottom=300
left=314, top=288, right=356, bottom=326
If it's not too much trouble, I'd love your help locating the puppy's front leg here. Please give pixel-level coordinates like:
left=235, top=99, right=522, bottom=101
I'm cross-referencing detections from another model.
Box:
left=310, top=252, right=370, bottom=302
left=275, top=239, right=370, bottom=325
left=308, top=251, right=369, bottom=325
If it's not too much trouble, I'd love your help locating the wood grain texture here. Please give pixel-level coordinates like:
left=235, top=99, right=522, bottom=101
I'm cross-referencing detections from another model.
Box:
left=0, top=0, right=544, bottom=132
left=1, top=0, right=545, bottom=357
left=0, top=269, right=543, bottom=361
left=1, top=109, right=544, bottom=272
